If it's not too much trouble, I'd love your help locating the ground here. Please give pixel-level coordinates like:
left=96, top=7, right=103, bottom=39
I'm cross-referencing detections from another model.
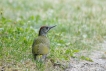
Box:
left=66, top=41, right=106, bottom=71
left=0, top=41, right=106, bottom=71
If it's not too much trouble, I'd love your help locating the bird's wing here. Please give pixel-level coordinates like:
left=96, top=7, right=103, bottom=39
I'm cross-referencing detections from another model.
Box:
left=33, top=43, right=49, bottom=55
left=32, top=39, right=37, bottom=54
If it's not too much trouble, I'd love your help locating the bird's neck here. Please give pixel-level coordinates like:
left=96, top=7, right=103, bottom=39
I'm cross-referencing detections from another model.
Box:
left=39, top=34, right=47, bottom=36
left=38, top=29, right=47, bottom=36
left=39, top=31, right=47, bottom=37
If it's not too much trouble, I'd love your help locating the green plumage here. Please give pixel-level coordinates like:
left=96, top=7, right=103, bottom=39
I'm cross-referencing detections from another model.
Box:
left=32, top=25, right=56, bottom=61
left=32, top=36, right=50, bottom=61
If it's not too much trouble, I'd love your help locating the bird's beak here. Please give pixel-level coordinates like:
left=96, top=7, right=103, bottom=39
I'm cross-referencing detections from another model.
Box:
left=49, top=25, right=56, bottom=29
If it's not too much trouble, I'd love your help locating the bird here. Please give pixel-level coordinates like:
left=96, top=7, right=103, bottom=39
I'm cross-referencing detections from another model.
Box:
left=32, top=25, right=56, bottom=61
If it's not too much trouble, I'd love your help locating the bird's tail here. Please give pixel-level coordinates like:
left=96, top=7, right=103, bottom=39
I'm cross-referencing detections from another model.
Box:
left=33, top=54, right=36, bottom=60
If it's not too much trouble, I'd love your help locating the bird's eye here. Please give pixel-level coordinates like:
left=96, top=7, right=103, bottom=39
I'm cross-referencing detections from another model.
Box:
left=46, top=27, right=49, bottom=29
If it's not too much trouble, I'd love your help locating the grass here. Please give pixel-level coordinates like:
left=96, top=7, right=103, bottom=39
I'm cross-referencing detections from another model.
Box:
left=0, top=0, right=106, bottom=71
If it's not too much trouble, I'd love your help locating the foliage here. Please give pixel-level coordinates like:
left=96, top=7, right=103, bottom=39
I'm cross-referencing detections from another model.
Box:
left=0, top=0, right=106, bottom=71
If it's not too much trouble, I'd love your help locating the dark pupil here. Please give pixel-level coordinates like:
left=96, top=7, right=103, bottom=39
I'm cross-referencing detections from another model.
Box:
left=46, top=27, right=48, bottom=29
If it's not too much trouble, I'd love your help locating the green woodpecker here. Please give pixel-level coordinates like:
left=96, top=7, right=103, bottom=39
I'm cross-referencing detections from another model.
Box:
left=32, top=25, right=56, bottom=61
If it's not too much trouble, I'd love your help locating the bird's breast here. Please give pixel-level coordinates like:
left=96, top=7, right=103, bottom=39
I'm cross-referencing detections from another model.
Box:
left=36, top=36, right=50, bottom=48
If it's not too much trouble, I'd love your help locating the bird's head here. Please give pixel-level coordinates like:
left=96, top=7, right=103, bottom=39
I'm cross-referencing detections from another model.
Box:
left=39, top=25, right=56, bottom=36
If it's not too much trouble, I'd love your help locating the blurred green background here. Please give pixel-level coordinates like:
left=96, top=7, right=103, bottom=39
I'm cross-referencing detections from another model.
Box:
left=0, top=0, right=106, bottom=71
